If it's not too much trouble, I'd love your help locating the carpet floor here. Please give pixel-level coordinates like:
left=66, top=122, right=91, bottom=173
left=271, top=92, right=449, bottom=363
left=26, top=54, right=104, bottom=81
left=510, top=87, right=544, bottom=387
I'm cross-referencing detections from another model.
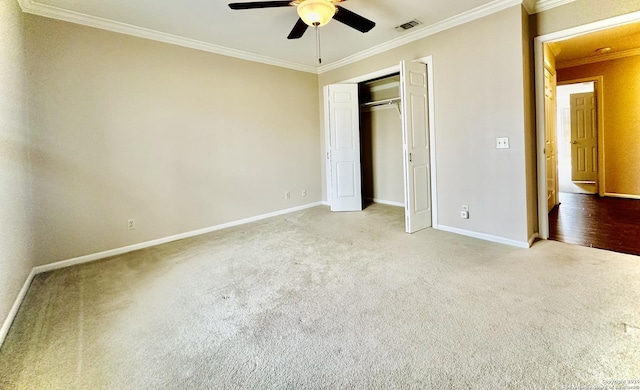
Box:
left=1, top=204, right=639, bottom=389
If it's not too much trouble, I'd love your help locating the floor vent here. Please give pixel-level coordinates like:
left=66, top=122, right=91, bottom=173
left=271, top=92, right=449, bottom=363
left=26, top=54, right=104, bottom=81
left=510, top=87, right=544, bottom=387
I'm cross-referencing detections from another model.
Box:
left=395, top=19, right=423, bottom=32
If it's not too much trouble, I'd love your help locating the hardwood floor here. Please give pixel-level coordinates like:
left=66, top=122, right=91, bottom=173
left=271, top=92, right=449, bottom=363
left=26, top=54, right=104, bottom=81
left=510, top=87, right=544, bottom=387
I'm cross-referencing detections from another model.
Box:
left=549, top=192, right=640, bottom=256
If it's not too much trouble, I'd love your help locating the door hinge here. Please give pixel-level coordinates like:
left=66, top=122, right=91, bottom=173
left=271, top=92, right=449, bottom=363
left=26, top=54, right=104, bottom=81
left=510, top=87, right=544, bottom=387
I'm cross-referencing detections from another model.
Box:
left=409, top=152, right=413, bottom=162
left=326, top=152, right=330, bottom=160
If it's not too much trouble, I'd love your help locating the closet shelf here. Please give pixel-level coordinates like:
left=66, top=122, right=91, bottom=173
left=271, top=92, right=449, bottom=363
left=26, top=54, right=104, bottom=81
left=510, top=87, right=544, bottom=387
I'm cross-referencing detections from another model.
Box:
left=360, top=97, right=401, bottom=108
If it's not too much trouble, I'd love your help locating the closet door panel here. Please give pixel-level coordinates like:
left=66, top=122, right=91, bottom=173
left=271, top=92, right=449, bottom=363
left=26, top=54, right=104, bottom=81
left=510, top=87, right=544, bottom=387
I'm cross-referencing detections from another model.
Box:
left=325, top=84, right=362, bottom=212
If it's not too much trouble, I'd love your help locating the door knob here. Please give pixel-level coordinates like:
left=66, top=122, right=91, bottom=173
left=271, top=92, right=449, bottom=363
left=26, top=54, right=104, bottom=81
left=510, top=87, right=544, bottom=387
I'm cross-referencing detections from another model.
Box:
left=572, top=141, right=578, bottom=144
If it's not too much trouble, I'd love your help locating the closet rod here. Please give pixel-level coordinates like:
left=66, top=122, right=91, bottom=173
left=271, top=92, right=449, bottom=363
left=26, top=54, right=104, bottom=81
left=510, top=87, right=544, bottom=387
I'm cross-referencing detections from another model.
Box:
left=360, top=97, right=401, bottom=108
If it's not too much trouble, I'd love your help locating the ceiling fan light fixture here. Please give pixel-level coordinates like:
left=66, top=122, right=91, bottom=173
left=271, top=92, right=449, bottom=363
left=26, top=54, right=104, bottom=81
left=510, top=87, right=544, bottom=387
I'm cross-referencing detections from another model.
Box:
left=297, top=0, right=336, bottom=27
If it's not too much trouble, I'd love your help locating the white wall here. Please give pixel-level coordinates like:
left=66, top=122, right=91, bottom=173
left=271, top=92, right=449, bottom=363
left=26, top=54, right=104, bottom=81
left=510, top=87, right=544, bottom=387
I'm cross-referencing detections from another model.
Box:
left=320, top=6, right=531, bottom=245
left=0, top=0, right=34, bottom=338
left=23, top=15, right=322, bottom=266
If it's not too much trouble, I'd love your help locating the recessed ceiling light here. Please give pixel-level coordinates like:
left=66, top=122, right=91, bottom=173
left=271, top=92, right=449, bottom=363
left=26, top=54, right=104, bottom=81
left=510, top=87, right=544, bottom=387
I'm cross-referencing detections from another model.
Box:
left=595, top=47, right=611, bottom=54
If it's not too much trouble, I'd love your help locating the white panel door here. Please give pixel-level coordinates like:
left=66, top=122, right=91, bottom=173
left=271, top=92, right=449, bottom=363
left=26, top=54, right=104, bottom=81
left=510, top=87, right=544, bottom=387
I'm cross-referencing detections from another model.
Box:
left=570, top=92, right=597, bottom=182
left=544, top=66, right=558, bottom=213
left=326, top=84, right=362, bottom=212
left=400, top=61, right=431, bottom=233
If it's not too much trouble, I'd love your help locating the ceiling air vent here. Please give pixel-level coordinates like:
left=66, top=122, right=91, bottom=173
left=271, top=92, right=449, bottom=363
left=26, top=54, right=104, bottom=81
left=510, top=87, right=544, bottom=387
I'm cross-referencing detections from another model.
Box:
left=395, top=19, right=423, bottom=32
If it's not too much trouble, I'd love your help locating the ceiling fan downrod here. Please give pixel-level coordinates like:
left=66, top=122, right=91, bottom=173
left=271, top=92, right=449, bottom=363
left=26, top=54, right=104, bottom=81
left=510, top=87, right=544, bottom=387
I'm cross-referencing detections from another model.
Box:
left=315, top=23, right=322, bottom=64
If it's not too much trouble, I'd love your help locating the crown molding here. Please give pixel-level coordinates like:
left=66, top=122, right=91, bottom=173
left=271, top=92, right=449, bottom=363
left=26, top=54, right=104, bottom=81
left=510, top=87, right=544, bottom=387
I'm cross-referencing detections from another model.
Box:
left=318, top=0, right=522, bottom=73
left=557, top=47, right=640, bottom=69
left=530, top=0, right=576, bottom=13
left=17, top=0, right=317, bottom=74
left=17, top=0, right=575, bottom=75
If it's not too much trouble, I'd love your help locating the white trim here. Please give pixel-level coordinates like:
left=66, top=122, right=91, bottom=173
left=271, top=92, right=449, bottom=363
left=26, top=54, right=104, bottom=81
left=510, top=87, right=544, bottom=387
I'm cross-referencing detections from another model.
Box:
left=0, top=269, right=37, bottom=346
left=557, top=48, right=640, bottom=69
left=539, top=11, right=640, bottom=44
left=437, top=225, right=531, bottom=249
left=604, top=192, right=640, bottom=200
left=340, top=65, right=401, bottom=84
left=34, top=202, right=323, bottom=274
left=318, top=0, right=521, bottom=73
left=366, top=197, right=405, bottom=207
left=557, top=76, right=605, bottom=197
left=534, top=10, right=640, bottom=240
left=17, top=0, right=316, bottom=74
left=0, top=201, right=322, bottom=347
left=17, top=0, right=574, bottom=75
left=531, top=0, right=575, bottom=13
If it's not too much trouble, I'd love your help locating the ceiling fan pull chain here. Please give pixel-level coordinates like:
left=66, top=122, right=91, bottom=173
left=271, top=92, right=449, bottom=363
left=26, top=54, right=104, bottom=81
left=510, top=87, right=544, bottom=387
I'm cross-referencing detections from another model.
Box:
left=315, top=24, right=321, bottom=64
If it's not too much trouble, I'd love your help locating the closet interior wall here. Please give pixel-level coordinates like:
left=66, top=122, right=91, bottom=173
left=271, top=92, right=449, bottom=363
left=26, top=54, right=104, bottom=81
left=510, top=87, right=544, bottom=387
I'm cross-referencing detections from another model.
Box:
left=358, top=74, right=404, bottom=207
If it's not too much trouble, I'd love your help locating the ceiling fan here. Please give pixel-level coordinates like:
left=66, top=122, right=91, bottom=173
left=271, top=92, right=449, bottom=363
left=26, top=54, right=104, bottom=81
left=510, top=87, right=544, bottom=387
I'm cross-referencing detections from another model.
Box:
left=227, top=0, right=376, bottom=40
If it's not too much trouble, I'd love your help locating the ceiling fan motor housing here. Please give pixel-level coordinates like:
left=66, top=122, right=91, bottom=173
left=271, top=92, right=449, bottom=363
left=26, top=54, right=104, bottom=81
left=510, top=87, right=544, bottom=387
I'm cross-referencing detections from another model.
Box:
left=296, top=0, right=337, bottom=27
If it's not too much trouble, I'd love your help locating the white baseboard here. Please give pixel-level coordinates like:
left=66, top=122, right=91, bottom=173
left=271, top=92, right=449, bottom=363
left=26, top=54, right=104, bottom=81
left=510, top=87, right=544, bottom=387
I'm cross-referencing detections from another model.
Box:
left=436, top=224, right=531, bottom=249
left=1, top=201, right=322, bottom=348
left=604, top=192, right=640, bottom=200
left=0, top=269, right=37, bottom=346
left=34, top=202, right=323, bottom=274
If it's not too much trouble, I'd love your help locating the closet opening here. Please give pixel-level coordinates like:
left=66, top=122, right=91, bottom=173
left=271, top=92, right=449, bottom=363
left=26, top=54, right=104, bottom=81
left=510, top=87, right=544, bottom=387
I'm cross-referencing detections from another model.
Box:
left=324, top=58, right=435, bottom=233
left=358, top=73, right=405, bottom=210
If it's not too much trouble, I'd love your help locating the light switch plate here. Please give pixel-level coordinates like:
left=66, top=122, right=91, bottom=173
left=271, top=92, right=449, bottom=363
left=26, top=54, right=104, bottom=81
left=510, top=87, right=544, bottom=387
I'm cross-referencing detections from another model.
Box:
left=496, top=137, right=509, bottom=149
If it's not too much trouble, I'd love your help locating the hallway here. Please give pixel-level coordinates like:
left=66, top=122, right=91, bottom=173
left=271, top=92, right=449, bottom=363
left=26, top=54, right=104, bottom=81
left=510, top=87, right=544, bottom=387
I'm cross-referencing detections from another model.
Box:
left=549, top=192, right=640, bottom=256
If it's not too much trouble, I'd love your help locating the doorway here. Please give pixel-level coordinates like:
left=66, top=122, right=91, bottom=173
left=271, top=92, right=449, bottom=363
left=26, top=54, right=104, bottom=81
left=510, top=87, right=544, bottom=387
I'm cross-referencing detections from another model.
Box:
left=359, top=73, right=404, bottom=208
left=535, top=12, right=640, bottom=240
left=556, top=81, right=597, bottom=195
left=324, top=57, right=438, bottom=234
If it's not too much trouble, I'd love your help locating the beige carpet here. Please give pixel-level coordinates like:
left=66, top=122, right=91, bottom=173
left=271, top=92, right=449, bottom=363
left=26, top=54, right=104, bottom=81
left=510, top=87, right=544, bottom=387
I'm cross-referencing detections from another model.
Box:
left=1, top=204, right=639, bottom=389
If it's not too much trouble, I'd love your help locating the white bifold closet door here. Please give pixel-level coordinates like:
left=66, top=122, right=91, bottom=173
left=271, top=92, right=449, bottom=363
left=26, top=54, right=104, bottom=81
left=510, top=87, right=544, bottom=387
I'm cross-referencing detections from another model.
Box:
left=400, top=60, right=432, bottom=233
left=325, top=84, right=363, bottom=212
left=324, top=60, right=432, bottom=233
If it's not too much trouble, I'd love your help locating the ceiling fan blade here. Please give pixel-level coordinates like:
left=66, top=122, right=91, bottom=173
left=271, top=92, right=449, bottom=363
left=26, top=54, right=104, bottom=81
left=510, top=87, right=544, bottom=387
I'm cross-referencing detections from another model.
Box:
left=229, top=1, right=292, bottom=10
left=333, top=5, right=375, bottom=33
left=287, top=18, right=309, bottom=39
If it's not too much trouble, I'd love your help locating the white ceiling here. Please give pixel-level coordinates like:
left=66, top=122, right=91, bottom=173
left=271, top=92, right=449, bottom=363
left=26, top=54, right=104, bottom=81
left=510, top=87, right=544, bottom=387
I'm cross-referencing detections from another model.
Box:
left=18, top=0, right=571, bottom=73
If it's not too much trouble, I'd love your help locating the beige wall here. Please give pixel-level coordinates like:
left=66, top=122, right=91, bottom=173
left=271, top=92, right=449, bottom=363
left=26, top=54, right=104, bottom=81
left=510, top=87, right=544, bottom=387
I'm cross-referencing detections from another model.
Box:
left=360, top=108, right=404, bottom=204
left=531, top=0, right=640, bottom=36
left=320, top=6, right=531, bottom=244
left=558, top=55, right=640, bottom=196
left=0, top=0, right=34, bottom=336
left=23, top=15, right=321, bottom=265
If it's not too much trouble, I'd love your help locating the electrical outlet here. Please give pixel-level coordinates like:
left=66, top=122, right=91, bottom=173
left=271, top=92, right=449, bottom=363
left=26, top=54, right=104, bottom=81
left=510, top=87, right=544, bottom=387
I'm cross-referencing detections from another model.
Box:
left=127, top=219, right=136, bottom=230
left=285, top=191, right=291, bottom=200
left=301, top=189, right=307, bottom=197
left=462, top=205, right=469, bottom=212
left=460, top=211, right=469, bottom=219
left=496, top=137, right=510, bottom=149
